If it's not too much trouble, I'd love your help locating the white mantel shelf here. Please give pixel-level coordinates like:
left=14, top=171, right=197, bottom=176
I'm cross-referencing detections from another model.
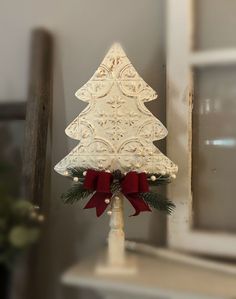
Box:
left=62, top=250, right=236, bottom=299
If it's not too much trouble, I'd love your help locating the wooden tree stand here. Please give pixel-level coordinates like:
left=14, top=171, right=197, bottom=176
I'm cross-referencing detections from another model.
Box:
left=96, top=193, right=137, bottom=275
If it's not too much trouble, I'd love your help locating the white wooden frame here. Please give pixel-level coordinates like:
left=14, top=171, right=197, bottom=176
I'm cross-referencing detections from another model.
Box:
left=166, top=0, right=236, bottom=258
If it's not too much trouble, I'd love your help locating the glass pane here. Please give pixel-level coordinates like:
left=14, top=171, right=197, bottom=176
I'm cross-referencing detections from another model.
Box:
left=192, top=66, right=236, bottom=232
left=194, top=0, right=236, bottom=50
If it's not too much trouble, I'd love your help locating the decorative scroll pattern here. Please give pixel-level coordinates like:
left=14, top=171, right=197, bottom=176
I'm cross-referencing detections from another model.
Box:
left=55, top=43, right=178, bottom=175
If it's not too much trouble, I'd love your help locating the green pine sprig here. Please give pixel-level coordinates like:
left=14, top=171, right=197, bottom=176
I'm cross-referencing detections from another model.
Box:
left=67, top=167, right=86, bottom=178
left=66, top=167, right=172, bottom=186
left=61, top=183, right=93, bottom=204
left=62, top=168, right=122, bottom=204
left=148, top=174, right=172, bottom=186
left=62, top=168, right=175, bottom=214
left=140, top=192, right=175, bottom=214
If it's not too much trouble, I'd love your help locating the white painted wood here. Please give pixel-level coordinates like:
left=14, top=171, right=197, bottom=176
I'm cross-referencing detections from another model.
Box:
left=62, top=250, right=236, bottom=299
left=96, top=194, right=137, bottom=275
left=96, top=291, right=151, bottom=299
left=166, top=0, right=194, bottom=253
left=190, top=49, right=236, bottom=67
left=108, top=194, right=125, bottom=266
left=166, top=0, right=236, bottom=258
left=167, top=230, right=236, bottom=258
left=125, top=241, right=236, bottom=275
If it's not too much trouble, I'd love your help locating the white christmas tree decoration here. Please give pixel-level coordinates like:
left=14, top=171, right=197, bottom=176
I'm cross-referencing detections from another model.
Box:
left=54, top=43, right=178, bottom=176
left=54, top=43, right=178, bottom=275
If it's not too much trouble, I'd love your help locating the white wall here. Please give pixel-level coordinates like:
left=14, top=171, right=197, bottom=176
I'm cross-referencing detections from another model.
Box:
left=1, top=1, right=166, bottom=298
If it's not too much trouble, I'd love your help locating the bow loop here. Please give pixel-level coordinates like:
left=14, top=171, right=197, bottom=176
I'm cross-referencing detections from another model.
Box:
left=82, top=169, right=151, bottom=217
left=83, top=170, right=112, bottom=217
left=121, top=171, right=139, bottom=194
left=138, top=172, right=149, bottom=192
left=83, top=169, right=98, bottom=190
left=97, top=171, right=113, bottom=193
left=122, top=172, right=151, bottom=216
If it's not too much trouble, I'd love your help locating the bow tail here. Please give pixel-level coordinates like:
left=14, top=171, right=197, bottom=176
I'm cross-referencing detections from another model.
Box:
left=125, top=194, right=151, bottom=216
left=84, top=192, right=111, bottom=217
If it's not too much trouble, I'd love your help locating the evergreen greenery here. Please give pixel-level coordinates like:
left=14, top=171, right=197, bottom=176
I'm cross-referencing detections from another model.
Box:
left=61, top=183, right=93, bottom=204
left=63, top=167, right=175, bottom=214
left=140, top=192, right=175, bottom=214
left=67, top=167, right=86, bottom=179
left=148, top=174, right=172, bottom=185
left=67, top=167, right=172, bottom=184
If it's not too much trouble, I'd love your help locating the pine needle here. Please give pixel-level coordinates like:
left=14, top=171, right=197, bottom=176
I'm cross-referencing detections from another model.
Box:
left=61, top=183, right=93, bottom=204
left=67, top=167, right=86, bottom=178
left=148, top=175, right=172, bottom=186
left=140, top=192, right=175, bottom=214
left=62, top=168, right=175, bottom=213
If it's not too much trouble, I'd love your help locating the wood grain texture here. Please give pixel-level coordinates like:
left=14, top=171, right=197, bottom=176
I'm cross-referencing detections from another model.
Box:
left=18, top=28, right=53, bottom=299
left=23, top=28, right=53, bottom=207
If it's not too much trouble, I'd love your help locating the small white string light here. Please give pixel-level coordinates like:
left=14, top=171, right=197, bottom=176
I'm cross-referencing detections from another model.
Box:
left=73, top=177, right=79, bottom=182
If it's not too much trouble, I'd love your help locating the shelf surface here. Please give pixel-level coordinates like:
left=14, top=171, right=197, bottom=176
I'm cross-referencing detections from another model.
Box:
left=62, top=251, right=236, bottom=299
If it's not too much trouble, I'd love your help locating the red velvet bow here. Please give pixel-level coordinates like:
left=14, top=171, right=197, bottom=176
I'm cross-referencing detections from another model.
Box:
left=83, top=169, right=113, bottom=217
left=121, top=171, right=151, bottom=216
left=83, top=169, right=151, bottom=217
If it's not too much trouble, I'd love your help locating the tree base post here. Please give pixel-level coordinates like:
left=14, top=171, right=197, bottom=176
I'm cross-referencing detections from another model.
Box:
left=95, top=193, right=137, bottom=275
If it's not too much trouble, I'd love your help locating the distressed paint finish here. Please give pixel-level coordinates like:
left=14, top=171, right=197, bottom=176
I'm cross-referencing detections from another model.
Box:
left=54, top=43, right=178, bottom=176
left=167, top=0, right=236, bottom=258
